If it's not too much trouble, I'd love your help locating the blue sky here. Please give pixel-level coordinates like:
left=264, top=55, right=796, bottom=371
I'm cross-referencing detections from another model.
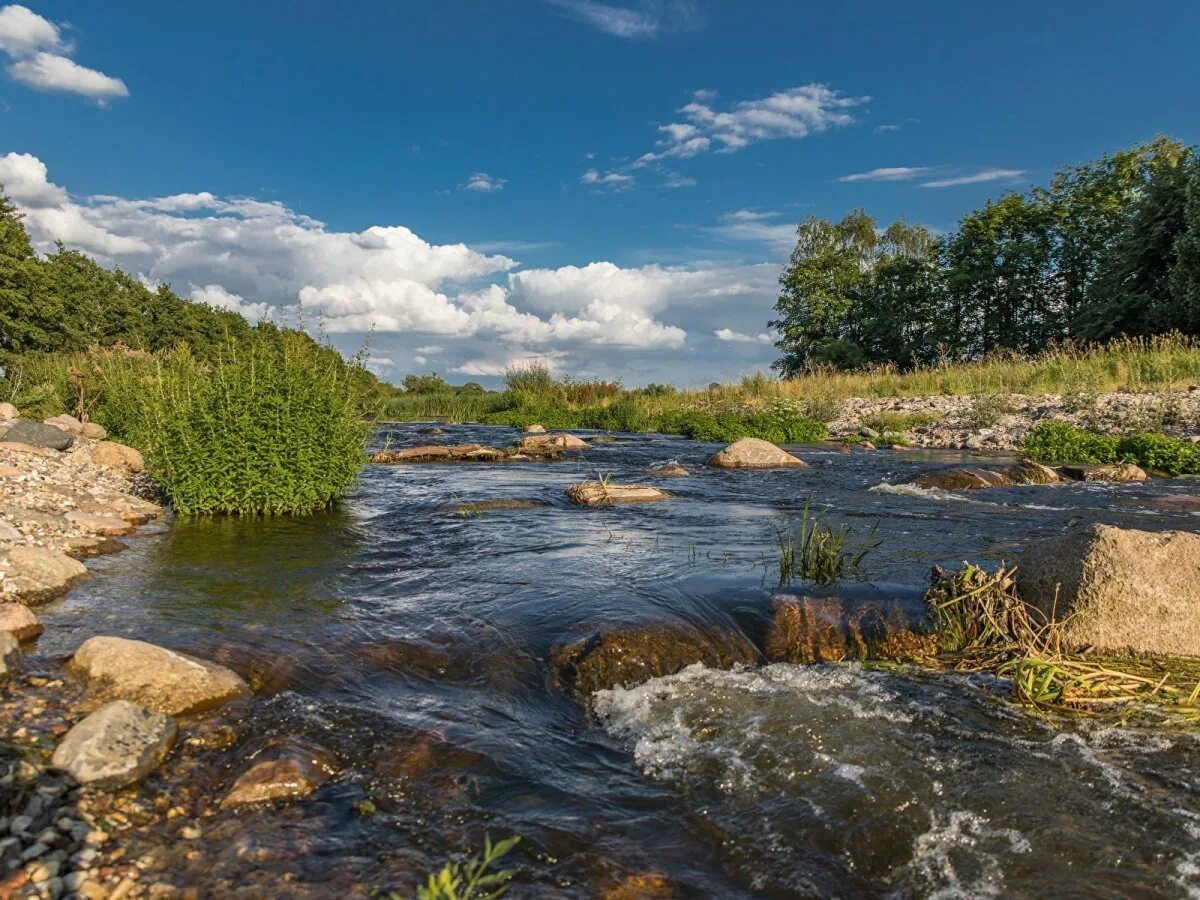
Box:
left=2, top=0, right=1198, bottom=385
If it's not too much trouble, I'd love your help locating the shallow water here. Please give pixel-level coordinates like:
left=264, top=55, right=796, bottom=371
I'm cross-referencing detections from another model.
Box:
left=34, top=425, right=1200, bottom=896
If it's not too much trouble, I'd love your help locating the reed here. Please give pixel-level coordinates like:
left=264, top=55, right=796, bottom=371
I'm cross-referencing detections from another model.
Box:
left=776, top=504, right=880, bottom=585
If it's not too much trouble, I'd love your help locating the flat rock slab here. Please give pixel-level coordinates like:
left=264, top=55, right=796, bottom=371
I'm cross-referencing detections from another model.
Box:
left=1018, top=524, right=1200, bottom=656
left=439, top=498, right=551, bottom=513
left=371, top=443, right=506, bottom=463
left=708, top=438, right=806, bottom=469
left=0, top=421, right=73, bottom=451
left=0, top=546, right=89, bottom=605
left=64, top=511, right=135, bottom=537
left=221, top=745, right=336, bottom=808
left=567, top=482, right=669, bottom=505
left=51, top=700, right=177, bottom=789
left=0, top=603, right=42, bottom=641
left=915, top=461, right=1060, bottom=491
left=69, top=636, right=252, bottom=716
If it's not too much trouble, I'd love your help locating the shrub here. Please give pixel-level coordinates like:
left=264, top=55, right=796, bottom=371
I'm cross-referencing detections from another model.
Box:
left=1021, top=420, right=1200, bottom=476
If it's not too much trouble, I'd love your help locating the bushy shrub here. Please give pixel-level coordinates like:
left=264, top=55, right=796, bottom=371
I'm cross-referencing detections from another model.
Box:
left=1021, top=420, right=1200, bottom=476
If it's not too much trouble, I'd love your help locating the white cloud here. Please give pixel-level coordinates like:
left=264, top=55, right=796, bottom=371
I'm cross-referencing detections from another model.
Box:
left=2, top=151, right=791, bottom=369
left=705, top=209, right=795, bottom=253
left=839, top=166, right=931, bottom=183
left=921, top=168, right=1025, bottom=189
left=663, top=173, right=697, bottom=188
left=715, top=328, right=773, bottom=344
left=412, top=355, right=427, bottom=366
left=461, top=172, right=506, bottom=192
left=0, top=5, right=127, bottom=101
left=581, top=168, right=634, bottom=190
left=546, top=0, right=658, bottom=37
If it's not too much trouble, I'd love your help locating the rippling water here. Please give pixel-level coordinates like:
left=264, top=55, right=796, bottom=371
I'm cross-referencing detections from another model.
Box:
left=34, top=425, right=1200, bottom=897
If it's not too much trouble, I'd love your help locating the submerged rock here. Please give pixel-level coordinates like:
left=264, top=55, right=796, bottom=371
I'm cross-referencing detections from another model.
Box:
left=649, top=464, right=690, bottom=477
left=1057, top=462, right=1148, bottom=483
left=1017, top=524, right=1200, bottom=657
left=88, top=441, right=144, bottom=473
left=566, top=482, right=669, bottom=505
left=51, top=700, right=177, bottom=789
left=602, top=873, right=678, bottom=899
left=1, top=421, right=72, bottom=452
left=371, top=443, right=506, bottom=463
left=69, top=636, right=252, bottom=716
left=440, top=498, right=550, bottom=513
left=550, top=623, right=758, bottom=696
left=518, top=433, right=589, bottom=454
left=0, top=546, right=89, bottom=605
left=914, top=461, right=1060, bottom=491
left=0, top=631, right=19, bottom=679
left=220, top=744, right=336, bottom=808
left=764, top=595, right=938, bottom=664
left=0, top=603, right=42, bottom=641
left=707, top=438, right=806, bottom=469
left=420, top=426, right=445, bottom=435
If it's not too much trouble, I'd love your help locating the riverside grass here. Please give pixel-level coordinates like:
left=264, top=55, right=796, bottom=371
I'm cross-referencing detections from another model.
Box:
left=925, top=564, right=1200, bottom=719
left=5, top=332, right=372, bottom=515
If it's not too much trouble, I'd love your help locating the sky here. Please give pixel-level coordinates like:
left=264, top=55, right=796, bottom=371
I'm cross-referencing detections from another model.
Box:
left=1, top=1, right=1198, bottom=386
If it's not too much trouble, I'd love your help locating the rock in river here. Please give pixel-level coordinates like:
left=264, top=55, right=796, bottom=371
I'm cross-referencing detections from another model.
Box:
left=915, top=461, right=1060, bottom=491
left=1057, top=462, right=1147, bottom=483
left=220, top=744, right=337, bottom=808
left=51, top=700, right=177, bottom=789
left=0, top=420, right=73, bottom=452
left=550, top=623, right=758, bottom=696
left=0, top=602, right=43, bottom=641
left=69, top=636, right=252, bottom=716
left=523, top=424, right=546, bottom=434
left=707, top=437, right=806, bottom=469
left=649, top=464, right=690, bottom=477
left=566, top=482, right=669, bottom=505
left=518, top=433, right=589, bottom=454
left=764, top=595, right=938, bottom=664
left=0, top=546, right=89, bottom=605
left=1018, top=524, right=1200, bottom=656
left=0, top=631, right=19, bottom=680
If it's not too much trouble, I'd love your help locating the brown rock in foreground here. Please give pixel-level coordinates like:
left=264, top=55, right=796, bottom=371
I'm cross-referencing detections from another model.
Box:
left=0, top=602, right=43, bottom=641
left=708, top=438, right=806, bottom=469
left=550, top=623, right=758, bottom=696
left=0, top=546, right=89, bottom=605
left=69, top=636, right=252, bottom=715
left=221, top=744, right=337, bottom=808
left=566, top=482, right=669, bottom=505
left=764, top=595, right=938, bottom=664
left=1018, top=524, right=1200, bottom=656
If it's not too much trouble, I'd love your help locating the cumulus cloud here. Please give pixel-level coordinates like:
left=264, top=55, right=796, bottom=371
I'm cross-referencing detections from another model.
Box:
left=839, top=166, right=931, bottom=182
left=1, top=151, right=789, bottom=378
left=715, top=328, right=773, bottom=344
left=461, top=172, right=506, bottom=192
left=586, top=84, right=868, bottom=187
left=921, top=168, right=1025, bottom=188
left=0, top=4, right=128, bottom=100
left=581, top=168, right=634, bottom=190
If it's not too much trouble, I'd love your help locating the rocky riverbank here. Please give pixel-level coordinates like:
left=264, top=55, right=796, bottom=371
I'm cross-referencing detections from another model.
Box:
left=826, top=388, right=1200, bottom=450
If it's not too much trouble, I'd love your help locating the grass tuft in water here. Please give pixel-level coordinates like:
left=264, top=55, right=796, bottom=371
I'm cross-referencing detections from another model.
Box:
left=776, top=504, right=880, bottom=586
left=412, top=834, right=521, bottom=900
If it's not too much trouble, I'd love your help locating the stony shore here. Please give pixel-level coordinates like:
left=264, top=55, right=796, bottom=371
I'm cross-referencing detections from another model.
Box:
left=826, top=388, right=1200, bottom=450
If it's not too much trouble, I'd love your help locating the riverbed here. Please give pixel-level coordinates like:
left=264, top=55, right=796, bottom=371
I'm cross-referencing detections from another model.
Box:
left=30, top=424, right=1200, bottom=897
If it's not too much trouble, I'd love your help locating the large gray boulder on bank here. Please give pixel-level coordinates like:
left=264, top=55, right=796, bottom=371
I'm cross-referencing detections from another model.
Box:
left=0, top=546, right=89, bottom=605
left=51, top=700, right=177, bottom=789
left=708, top=437, right=806, bottom=469
left=0, top=420, right=73, bottom=451
left=69, top=636, right=252, bottom=715
left=1018, top=524, right=1200, bottom=657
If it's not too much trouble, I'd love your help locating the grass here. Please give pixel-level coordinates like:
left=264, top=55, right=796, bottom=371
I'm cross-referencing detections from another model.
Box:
left=925, top=564, right=1200, bottom=718
left=1021, top=420, right=1200, bottom=476
left=861, top=410, right=945, bottom=433
left=3, top=332, right=372, bottom=515
left=776, top=504, right=880, bottom=585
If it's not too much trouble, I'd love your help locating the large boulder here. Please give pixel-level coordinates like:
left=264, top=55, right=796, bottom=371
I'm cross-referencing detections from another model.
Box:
left=0, top=603, right=42, bottom=641
left=915, top=461, right=1060, bottom=491
left=1, top=420, right=72, bottom=452
left=220, top=744, right=337, bottom=808
left=566, top=482, right=669, bottom=505
left=43, top=414, right=84, bottom=436
left=764, top=595, right=938, bottom=664
left=707, top=438, right=806, bottom=469
left=69, top=636, right=252, bottom=715
left=0, top=546, right=89, bottom=605
left=517, top=433, right=589, bottom=454
left=550, top=623, right=758, bottom=696
left=88, top=441, right=143, bottom=473
left=51, top=700, right=177, bottom=789
left=0, top=631, right=18, bottom=680
left=1018, top=524, right=1200, bottom=656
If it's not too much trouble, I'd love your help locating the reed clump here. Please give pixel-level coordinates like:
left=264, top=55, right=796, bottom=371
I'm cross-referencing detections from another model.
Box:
left=926, top=564, right=1200, bottom=718
left=776, top=505, right=880, bottom=585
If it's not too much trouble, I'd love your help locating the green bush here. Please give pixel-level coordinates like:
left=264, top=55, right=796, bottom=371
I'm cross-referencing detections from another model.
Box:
left=1021, top=420, right=1200, bottom=476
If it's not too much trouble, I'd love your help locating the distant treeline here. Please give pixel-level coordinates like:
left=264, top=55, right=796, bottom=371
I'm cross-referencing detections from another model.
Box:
left=771, top=137, right=1200, bottom=375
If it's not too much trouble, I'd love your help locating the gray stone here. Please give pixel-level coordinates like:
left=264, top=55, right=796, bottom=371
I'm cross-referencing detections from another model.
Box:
left=0, top=632, right=18, bottom=680
left=51, top=700, right=177, bottom=790
left=1, top=421, right=72, bottom=451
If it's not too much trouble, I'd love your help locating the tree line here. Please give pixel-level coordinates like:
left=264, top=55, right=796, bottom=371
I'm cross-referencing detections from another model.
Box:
left=771, top=137, right=1200, bottom=375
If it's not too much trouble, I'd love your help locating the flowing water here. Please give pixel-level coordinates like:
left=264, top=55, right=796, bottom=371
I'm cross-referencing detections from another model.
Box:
left=32, top=425, right=1200, bottom=897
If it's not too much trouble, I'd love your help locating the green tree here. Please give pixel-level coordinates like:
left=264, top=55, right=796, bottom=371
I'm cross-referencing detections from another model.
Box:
left=1169, top=158, right=1200, bottom=330
left=0, top=192, right=46, bottom=363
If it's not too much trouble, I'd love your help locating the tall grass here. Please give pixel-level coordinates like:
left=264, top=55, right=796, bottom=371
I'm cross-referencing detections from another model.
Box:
left=776, top=504, right=880, bottom=585
left=3, top=332, right=372, bottom=515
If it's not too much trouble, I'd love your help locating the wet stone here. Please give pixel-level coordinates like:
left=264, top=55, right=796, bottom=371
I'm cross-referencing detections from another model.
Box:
left=764, top=595, right=938, bottom=664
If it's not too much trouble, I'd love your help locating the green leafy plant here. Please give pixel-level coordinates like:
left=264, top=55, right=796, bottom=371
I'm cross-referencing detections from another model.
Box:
left=1021, top=420, right=1200, bottom=475
left=776, top=504, right=880, bottom=585
left=412, top=835, right=521, bottom=900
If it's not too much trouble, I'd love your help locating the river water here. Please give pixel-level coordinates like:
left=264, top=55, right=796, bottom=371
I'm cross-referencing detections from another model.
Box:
left=33, top=425, right=1200, bottom=897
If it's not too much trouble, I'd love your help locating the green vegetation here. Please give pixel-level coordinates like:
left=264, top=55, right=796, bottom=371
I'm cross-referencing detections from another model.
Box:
left=861, top=410, right=945, bottom=433
left=771, top=137, right=1200, bottom=375
left=1021, top=420, right=1200, bottom=476
left=776, top=504, right=880, bottom=585
left=412, top=835, right=521, bottom=900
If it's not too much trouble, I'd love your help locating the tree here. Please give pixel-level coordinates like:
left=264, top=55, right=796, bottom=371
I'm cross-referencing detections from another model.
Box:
left=0, top=192, right=44, bottom=363
left=1169, top=158, right=1200, bottom=331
